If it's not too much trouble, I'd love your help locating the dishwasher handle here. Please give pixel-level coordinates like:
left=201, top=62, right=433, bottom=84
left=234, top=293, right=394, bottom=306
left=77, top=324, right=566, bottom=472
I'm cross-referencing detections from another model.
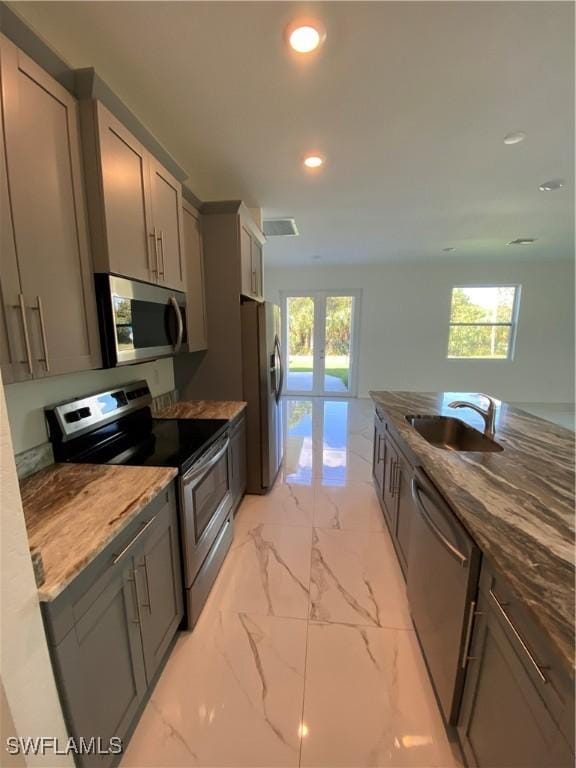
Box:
left=411, top=471, right=468, bottom=568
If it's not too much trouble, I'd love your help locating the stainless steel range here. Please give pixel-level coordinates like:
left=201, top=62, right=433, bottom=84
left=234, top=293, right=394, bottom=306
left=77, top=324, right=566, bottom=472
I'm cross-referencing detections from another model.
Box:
left=45, top=380, right=234, bottom=628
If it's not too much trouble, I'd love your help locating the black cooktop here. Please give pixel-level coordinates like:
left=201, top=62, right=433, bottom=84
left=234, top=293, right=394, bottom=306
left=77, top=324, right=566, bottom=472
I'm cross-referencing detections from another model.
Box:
left=57, top=411, right=228, bottom=474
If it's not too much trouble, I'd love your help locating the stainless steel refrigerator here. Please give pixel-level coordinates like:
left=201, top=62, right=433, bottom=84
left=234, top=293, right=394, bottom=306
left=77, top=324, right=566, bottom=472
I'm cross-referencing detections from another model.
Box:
left=241, top=301, right=284, bottom=493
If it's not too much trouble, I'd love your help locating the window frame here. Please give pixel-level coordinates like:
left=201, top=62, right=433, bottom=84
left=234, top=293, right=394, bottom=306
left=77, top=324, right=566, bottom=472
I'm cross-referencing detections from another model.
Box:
left=447, top=284, right=521, bottom=361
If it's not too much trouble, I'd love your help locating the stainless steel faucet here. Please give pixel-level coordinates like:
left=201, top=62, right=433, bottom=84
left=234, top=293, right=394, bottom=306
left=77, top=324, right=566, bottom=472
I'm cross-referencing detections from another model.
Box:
left=448, top=394, right=497, bottom=439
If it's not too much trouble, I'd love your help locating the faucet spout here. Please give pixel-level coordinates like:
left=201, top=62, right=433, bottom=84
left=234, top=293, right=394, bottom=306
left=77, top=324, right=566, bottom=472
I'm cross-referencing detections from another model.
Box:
left=448, top=394, right=497, bottom=440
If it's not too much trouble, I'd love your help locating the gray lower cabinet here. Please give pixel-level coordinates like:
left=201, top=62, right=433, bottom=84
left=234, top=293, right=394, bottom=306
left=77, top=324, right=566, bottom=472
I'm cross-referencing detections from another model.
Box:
left=229, top=414, right=247, bottom=512
left=393, top=449, right=414, bottom=575
left=458, top=562, right=574, bottom=768
left=43, top=483, right=183, bottom=767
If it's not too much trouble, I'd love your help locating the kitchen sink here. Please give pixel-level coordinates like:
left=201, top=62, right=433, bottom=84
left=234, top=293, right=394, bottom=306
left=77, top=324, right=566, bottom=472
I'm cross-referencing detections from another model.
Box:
left=406, top=415, right=503, bottom=452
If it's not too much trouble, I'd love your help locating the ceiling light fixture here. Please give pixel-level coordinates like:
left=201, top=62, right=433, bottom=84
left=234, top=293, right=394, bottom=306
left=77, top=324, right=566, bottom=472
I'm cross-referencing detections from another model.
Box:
left=539, top=179, right=565, bottom=192
left=303, top=154, right=324, bottom=169
left=286, top=20, right=325, bottom=53
left=507, top=238, right=537, bottom=245
left=443, top=247, right=456, bottom=252
left=503, top=131, right=526, bottom=145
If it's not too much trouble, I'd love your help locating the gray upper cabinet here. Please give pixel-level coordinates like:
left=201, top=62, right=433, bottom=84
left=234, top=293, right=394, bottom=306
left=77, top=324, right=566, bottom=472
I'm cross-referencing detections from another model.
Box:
left=80, top=101, right=185, bottom=291
left=182, top=200, right=208, bottom=351
left=239, top=211, right=265, bottom=301
left=148, top=157, right=185, bottom=291
left=0, top=35, right=101, bottom=382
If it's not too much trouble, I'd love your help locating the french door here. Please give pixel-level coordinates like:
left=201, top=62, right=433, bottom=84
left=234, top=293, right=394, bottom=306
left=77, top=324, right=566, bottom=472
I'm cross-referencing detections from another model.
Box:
left=281, top=290, right=361, bottom=397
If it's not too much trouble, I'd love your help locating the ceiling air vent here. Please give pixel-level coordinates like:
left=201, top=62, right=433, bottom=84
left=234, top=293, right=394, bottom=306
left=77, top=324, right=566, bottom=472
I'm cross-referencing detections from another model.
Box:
left=263, top=218, right=299, bottom=237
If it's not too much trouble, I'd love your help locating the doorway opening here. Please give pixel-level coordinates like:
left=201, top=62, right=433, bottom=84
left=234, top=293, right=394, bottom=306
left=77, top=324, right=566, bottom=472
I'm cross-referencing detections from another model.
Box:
left=281, top=290, right=361, bottom=397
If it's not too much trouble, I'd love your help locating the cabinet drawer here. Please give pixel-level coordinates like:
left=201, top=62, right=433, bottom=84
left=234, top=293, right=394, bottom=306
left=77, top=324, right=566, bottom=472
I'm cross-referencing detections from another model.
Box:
left=43, top=484, right=175, bottom=646
left=480, top=562, right=574, bottom=748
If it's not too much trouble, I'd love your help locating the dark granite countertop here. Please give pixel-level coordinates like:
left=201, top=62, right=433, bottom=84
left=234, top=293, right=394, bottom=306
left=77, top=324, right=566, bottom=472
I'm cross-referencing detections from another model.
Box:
left=370, top=391, right=575, bottom=671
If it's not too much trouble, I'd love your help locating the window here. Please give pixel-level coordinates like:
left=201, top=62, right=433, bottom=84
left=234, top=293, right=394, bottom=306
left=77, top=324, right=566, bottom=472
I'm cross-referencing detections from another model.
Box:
left=447, top=285, right=520, bottom=359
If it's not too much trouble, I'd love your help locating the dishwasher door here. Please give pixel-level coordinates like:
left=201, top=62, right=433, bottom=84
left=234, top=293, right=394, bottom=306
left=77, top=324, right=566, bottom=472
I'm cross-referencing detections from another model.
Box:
left=407, top=467, right=481, bottom=725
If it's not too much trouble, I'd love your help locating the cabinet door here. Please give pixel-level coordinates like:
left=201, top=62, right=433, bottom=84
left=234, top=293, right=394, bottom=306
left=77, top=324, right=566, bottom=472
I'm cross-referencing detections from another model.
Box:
left=53, top=560, right=146, bottom=767
left=382, top=436, right=399, bottom=532
left=372, top=414, right=386, bottom=497
left=96, top=102, right=155, bottom=284
left=229, top=416, right=247, bottom=510
left=0, top=72, right=28, bottom=384
left=394, top=453, right=415, bottom=577
left=149, top=157, right=186, bottom=291
left=1, top=37, right=101, bottom=378
left=251, top=238, right=264, bottom=300
left=182, top=201, right=208, bottom=351
left=458, top=590, right=574, bottom=768
left=137, top=497, right=184, bottom=683
left=240, top=223, right=254, bottom=297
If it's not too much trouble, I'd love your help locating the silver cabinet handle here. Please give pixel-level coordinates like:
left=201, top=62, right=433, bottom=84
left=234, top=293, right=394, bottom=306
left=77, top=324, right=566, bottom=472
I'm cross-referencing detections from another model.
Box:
left=392, top=460, right=401, bottom=498
left=169, top=295, right=184, bottom=352
left=36, top=296, right=49, bottom=372
left=141, top=559, right=152, bottom=611
left=411, top=477, right=468, bottom=567
left=17, top=294, right=33, bottom=374
left=127, top=571, right=141, bottom=624
left=489, top=589, right=547, bottom=683
left=112, top=515, right=157, bottom=565
left=461, top=600, right=480, bottom=668
left=157, top=230, right=166, bottom=281
left=149, top=228, right=160, bottom=278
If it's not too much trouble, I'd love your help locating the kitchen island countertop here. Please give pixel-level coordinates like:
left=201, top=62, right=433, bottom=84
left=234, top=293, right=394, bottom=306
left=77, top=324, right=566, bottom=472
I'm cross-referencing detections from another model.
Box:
left=370, top=391, right=575, bottom=671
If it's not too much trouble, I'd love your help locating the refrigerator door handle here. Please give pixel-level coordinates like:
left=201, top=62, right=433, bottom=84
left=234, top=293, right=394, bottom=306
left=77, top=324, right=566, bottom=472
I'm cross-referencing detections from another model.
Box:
left=274, top=336, right=284, bottom=402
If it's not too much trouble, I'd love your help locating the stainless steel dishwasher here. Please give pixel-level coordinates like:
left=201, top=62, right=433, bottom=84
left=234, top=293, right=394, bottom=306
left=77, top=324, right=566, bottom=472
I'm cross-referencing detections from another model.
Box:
left=407, top=467, right=481, bottom=725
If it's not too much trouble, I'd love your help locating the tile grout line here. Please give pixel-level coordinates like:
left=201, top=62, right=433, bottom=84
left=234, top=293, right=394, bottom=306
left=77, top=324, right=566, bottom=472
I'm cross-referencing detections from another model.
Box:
left=297, top=489, right=316, bottom=768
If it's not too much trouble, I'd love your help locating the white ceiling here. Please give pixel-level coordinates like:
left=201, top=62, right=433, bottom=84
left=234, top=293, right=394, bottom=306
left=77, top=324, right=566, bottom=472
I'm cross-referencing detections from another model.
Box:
left=11, top=1, right=575, bottom=266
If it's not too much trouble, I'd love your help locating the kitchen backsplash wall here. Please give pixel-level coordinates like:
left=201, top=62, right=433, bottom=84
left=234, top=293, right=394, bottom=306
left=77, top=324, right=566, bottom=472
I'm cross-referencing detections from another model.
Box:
left=4, top=358, right=175, bottom=458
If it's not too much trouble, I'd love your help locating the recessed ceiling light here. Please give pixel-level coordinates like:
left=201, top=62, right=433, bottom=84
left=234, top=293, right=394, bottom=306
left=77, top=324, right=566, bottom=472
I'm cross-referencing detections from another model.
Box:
left=503, top=131, right=526, bottom=145
left=442, top=247, right=456, bottom=252
left=311, top=254, right=322, bottom=260
left=303, top=154, right=324, bottom=169
left=286, top=21, right=325, bottom=53
left=539, top=179, right=565, bottom=192
left=507, top=238, right=537, bottom=245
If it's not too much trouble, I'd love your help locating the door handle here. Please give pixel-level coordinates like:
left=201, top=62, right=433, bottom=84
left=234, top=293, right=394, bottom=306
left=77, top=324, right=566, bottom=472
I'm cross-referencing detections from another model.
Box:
left=17, top=294, right=33, bottom=375
left=157, top=230, right=166, bottom=281
left=36, top=296, right=50, bottom=372
left=489, top=589, right=548, bottom=683
left=169, top=296, right=184, bottom=352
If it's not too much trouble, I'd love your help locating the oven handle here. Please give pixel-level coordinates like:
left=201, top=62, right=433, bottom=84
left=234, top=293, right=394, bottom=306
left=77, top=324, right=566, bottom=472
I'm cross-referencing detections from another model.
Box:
left=182, top=437, right=230, bottom=487
left=170, top=295, right=184, bottom=353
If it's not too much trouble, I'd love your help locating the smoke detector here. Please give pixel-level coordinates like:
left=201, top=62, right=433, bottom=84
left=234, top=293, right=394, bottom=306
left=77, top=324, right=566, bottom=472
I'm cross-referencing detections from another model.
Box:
left=263, top=218, right=299, bottom=237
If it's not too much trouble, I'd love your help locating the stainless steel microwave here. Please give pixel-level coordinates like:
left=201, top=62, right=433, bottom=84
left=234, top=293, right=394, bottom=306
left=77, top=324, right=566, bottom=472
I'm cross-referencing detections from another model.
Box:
left=95, top=274, right=188, bottom=367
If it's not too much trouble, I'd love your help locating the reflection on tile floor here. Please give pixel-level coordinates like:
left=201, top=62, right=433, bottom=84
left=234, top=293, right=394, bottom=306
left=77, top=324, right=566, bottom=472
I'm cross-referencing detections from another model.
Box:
left=122, top=398, right=461, bottom=768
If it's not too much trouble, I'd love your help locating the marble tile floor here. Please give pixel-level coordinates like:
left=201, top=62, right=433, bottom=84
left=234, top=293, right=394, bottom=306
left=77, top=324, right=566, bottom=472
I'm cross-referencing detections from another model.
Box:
left=121, top=398, right=461, bottom=768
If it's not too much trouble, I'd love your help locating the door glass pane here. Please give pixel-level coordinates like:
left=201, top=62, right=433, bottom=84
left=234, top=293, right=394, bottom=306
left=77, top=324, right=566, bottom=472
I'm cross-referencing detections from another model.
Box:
left=324, top=296, right=353, bottom=393
left=286, top=296, right=314, bottom=392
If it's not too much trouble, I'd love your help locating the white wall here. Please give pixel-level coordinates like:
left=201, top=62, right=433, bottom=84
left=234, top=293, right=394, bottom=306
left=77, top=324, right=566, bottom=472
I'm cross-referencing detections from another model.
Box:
left=265, top=259, right=575, bottom=403
left=4, top=358, right=175, bottom=455
left=0, top=374, right=73, bottom=767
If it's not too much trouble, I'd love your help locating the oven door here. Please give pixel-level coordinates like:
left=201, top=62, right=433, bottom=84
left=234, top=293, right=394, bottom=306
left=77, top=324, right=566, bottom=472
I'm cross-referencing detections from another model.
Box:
left=96, top=274, right=187, bottom=366
left=180, top=435, right=233, bottom=586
